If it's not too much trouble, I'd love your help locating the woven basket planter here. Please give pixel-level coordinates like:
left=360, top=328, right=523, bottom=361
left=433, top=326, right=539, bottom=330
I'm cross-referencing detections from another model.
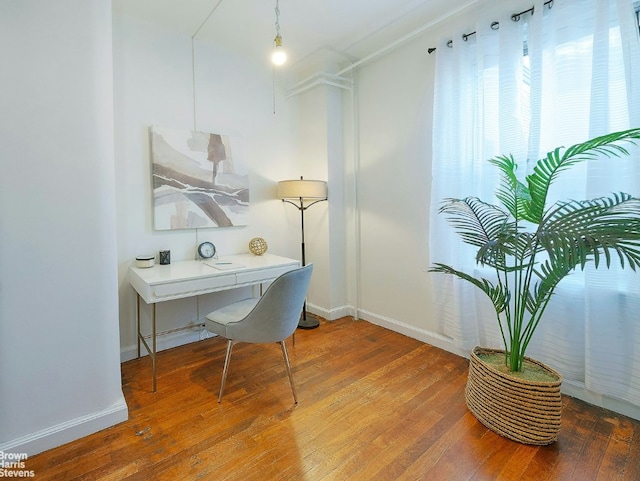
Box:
left=465, top=346, right=563, bottom=445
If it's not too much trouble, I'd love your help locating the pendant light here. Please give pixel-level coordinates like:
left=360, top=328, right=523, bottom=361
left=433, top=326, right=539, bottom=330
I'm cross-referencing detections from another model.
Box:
left=271, top=0, right=287, bottom=66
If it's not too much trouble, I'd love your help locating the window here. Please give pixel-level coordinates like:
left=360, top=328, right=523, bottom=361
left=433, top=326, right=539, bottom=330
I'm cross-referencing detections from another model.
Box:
left=430, top=0, right=640, bottom=408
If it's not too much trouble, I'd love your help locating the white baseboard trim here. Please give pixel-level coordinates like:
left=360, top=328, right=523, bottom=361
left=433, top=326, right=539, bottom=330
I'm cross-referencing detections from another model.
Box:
left=358, top=308, right=468, bottom=358
left=0, top=397, right=128, bottom=456
left=561, top=380, right=640, bottom=421
left=306, top=302, right=354, bottom=321
left=121, top=325, right=213, bottom=362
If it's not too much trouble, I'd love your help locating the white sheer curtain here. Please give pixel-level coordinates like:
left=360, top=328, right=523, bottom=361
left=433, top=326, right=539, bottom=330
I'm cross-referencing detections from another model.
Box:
left=430, top=0, right=640, bottom=407
left=430, top=12, right=527, bottom=352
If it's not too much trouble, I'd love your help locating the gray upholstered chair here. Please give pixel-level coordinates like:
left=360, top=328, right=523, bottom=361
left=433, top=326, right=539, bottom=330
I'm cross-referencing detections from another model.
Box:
left=205, top=264, right=313, bottom=403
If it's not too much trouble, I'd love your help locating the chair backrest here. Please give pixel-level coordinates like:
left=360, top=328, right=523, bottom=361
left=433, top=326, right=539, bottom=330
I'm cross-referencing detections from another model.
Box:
left=225, top=264, right=313, bottom=343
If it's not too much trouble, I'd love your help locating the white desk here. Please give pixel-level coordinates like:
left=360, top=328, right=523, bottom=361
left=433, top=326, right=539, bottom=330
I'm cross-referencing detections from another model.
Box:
left=129, top=253, right=300, bottom=391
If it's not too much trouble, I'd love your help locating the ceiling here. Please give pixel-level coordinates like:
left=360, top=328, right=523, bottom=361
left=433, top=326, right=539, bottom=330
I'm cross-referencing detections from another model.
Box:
left=113, top=0, right=477, bottom=69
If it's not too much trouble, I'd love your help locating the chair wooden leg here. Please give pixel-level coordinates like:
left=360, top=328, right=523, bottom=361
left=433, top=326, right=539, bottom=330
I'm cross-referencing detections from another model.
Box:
left=219, top=340, right=235, bottom=403
left=279, top=340, right=298, bottom=404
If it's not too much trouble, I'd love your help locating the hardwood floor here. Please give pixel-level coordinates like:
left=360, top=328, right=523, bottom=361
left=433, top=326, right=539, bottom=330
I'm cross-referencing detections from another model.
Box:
left=27, top=317, right=640, bottom=480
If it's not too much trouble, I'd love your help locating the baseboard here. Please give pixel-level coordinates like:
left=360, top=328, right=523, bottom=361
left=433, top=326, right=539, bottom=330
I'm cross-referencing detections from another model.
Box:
left=0, top=397, right=128, bottom=456
left=121, top=325, right=213, bottom=362
left=358, top=308, right=468, bottom=358
left=305, top=303, right=464, bottom=355
left=561, top=380, right=640, bottom=421
left=306, top=302, right=355, bottom=321
left=121, top=305, right=347, bottom=361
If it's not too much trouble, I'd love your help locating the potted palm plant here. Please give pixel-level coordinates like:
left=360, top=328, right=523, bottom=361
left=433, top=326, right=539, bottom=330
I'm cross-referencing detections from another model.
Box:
left=430, top=128, right=640, bottom=445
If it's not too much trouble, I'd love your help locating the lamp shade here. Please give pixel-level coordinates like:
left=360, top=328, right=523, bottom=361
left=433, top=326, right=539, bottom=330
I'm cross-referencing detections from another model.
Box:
left=277, top=179, right=327, bottom=199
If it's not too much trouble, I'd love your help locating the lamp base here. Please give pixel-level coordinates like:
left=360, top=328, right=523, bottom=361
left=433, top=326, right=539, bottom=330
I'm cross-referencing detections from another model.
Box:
left=298, top=313, right=320, bottom=330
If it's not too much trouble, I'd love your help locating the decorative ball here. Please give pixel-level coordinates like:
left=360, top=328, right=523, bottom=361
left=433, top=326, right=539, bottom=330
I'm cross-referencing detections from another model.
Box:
left=249, top=237, right=268, bottom=256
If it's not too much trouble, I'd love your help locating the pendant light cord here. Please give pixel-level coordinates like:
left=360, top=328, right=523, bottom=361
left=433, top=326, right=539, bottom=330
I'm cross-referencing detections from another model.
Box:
left=274, top=0, right=281, bottom=38
left=272, top=0, right=281, bottom=115
left=191, top=0, right=225, bottom=130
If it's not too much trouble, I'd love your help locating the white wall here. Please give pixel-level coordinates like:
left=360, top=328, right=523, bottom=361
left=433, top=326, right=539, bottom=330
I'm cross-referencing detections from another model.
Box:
left=347, top=27, right=443, bottom=344
left=0, top=0, right=127, bottom=455
left=293, top=82, right=350, bottom=320
left=113, top=15, right=306, bottom=359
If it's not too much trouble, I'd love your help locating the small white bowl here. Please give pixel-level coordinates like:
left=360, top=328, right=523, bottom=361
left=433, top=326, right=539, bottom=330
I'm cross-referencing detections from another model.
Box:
left=135, top=255, right=155, bottom=268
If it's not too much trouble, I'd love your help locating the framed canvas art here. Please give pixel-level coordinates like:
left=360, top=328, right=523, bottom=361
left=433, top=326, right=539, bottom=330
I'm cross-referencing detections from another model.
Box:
left=150, top=126, right=249, bottom=230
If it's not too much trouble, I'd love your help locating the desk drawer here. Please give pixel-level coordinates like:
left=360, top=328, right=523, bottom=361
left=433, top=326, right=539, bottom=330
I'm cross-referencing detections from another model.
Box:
left=236, top=265, right=296, bottom=285
left=152, top=274, right=236, bottom=299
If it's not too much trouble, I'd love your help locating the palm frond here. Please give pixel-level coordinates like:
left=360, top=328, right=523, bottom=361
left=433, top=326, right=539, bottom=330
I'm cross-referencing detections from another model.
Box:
left=430, top=263, right=509, bottom=313
left=488, top=154, right=533, bottom=222
left=524, top=287, right=540, bottom=314
left=538, top=194, right=640, bottom=271
left=526, top=128, right=640, bottom=223
left=477, top=231, right=538, bottom=270
left=533, top=259, right=575, bottom=306
left=439, top=197, right=511, bottom=248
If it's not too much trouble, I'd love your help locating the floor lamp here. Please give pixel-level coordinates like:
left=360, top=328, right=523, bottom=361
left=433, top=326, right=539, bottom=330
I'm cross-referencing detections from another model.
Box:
left=277, top=176, right=328, bottom=329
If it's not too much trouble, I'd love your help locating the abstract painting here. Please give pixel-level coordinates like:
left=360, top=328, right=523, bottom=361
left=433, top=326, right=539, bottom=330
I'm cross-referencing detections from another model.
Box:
left=150, top=126, right=249, bottom=230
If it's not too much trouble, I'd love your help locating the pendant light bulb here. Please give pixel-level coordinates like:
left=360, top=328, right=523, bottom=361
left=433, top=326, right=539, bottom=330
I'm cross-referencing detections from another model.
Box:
left=272, top=34, right=287, bottom=66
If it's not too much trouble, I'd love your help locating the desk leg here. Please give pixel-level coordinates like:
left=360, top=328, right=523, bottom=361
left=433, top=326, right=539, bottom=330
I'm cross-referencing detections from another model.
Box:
left=152, top=303, right=157, bottom=392
left=136, top=294, right=141, bottom=359
left=136, top=294, right=158, bottom=393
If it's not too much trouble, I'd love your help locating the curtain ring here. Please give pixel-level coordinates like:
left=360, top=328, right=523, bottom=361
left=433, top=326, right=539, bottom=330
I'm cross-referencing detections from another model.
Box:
left=447, top=40, right=453, bottom=48
left=491, top=21, right=500, bottom=30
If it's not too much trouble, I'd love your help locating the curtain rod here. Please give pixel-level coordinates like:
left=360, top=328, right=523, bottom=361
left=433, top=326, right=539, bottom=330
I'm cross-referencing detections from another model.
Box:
left=427, top=0, right=553, bottom=54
